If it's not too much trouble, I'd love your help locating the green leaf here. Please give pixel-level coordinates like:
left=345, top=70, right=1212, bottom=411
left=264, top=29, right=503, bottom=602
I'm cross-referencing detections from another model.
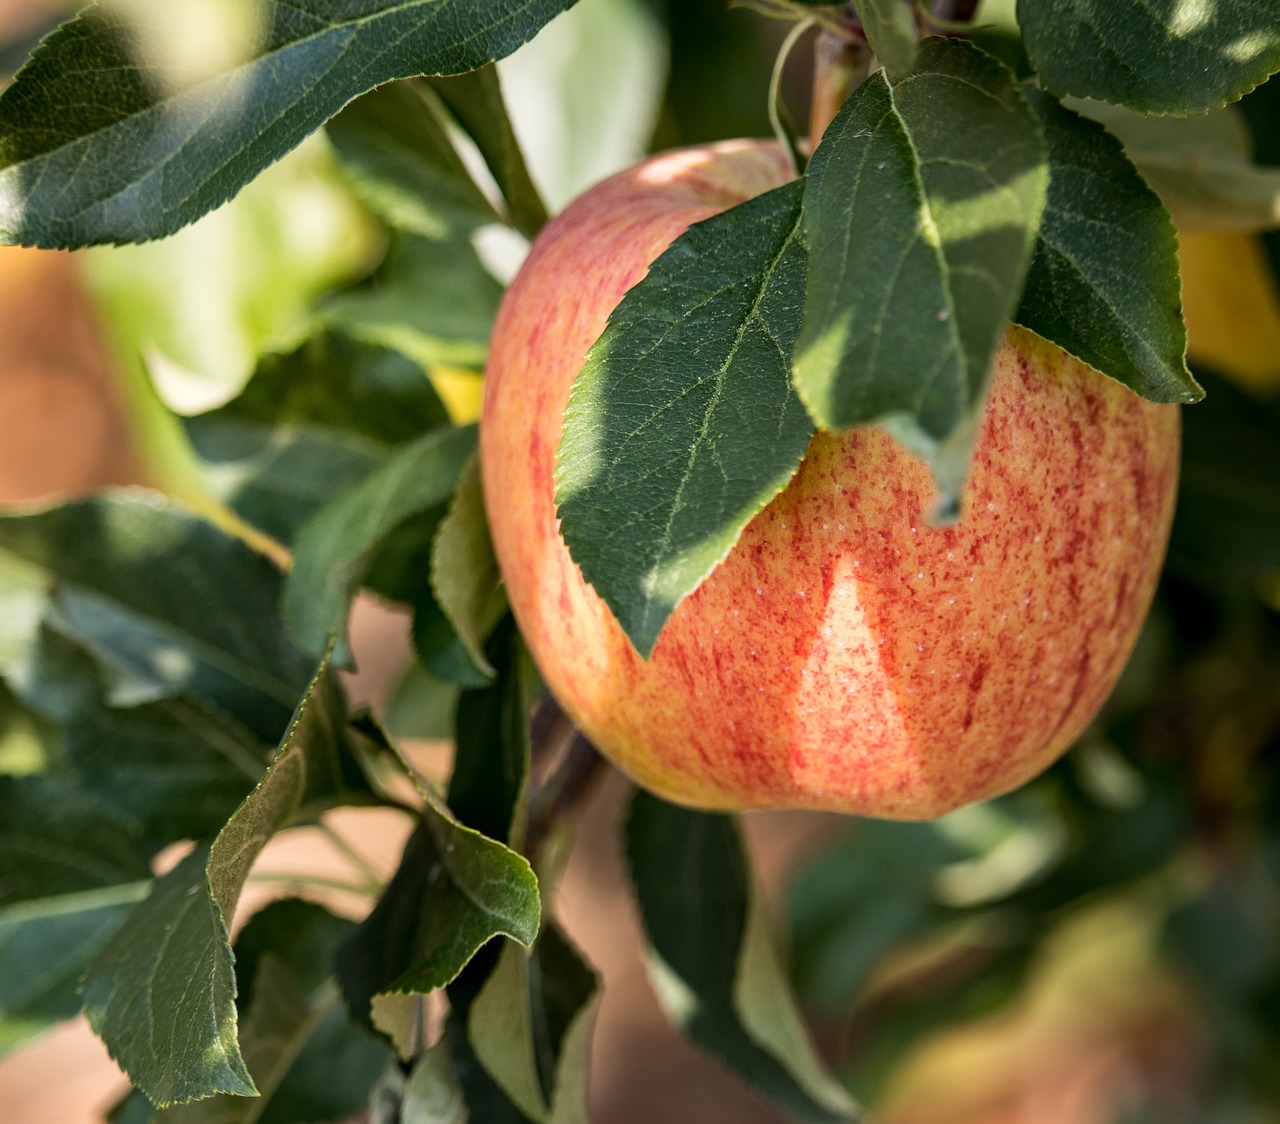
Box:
left=0, top=775, right=150, bottom=904
left=851, top=0, right=918, bottom=78
left=431, top=456, right=507, bottom=680
left=1019, top=0, right=1280, bottom=116
left=187, top=330, right=449, bottom=544
left=625, top=792, right=859, bottom=1122
left=450, top=623, right=533, bottom=847
left=793, top=36, right=1047, bottom=511
left=412, top=589, right=494, bottom=690
left=1013, top=90, right=1201, bottom=405
left=385, top=663, right=460, bottom=743
left=325, top=234, right=504, bottom=372
left=402, top=1040, right=469, bottom=1124
left=19, top=628, right=269, bottom=845
left=557, top=179, right=813, bottom=658
left=429, top=64, right=550, bottom=238
left=336, top=812, right=540, bottom=1026
left=467, top=924, right=598, bottom=1123
left=0, top=550, right=45, bottom=675
left=160, top=902, right=388, bottom=1124
left=0, top=492, right=312, bottom=740
left=1073, top=99, right=1280, bottom=233
left=284, top=426, right=477, bottom=656
left=83, top=656, right=373, bottom=1107
left=327, top=79, right=499, bottom=239
left=0, top=0, right=582, bottom=247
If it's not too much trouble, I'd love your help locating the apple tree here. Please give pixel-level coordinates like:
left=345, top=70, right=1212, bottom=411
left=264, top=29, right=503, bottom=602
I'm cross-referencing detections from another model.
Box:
left=1, top=0, right=1279, bottom=1120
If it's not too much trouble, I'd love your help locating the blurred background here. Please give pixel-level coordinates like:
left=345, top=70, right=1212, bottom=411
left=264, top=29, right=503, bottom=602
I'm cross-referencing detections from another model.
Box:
left=1, top=0, right=1279, bottom=1121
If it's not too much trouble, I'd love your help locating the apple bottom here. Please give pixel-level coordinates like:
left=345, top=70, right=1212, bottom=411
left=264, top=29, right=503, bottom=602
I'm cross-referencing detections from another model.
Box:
left=504, top=330, right=1177, bottom=819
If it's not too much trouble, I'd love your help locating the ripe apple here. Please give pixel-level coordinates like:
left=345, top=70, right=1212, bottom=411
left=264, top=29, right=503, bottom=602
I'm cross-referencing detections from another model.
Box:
left=480, top=139, right=1180, bottom=819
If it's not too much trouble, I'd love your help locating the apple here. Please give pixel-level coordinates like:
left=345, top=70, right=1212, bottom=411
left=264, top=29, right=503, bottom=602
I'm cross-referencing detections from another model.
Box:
left=479, top=139, right=1180, bottom=819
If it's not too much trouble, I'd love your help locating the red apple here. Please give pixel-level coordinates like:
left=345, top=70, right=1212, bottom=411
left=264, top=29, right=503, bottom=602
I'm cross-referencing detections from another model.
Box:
left=479, top=139, right=1180, bottom=819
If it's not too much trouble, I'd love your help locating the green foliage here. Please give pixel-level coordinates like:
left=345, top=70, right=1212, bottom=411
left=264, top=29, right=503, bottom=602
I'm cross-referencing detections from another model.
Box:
left=0, top=0, right=581, bottom=247
left=794, top=36, right=1047, bottom=510
left=557, top=179, right=812, bottom=657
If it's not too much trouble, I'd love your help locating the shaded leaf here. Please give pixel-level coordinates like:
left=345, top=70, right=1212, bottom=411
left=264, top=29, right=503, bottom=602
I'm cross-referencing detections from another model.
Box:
left=188, top=330, right=449, bottom=545
left=327, top=79, right=498, bottom=239
left=429, top=65, right=550, bottom=237
left=1019, top=0, right=1280, bottom=115
left=431, top=455, right=507, bottom=679
left=385, top=663, right=460, bottom=743
left=1074, top=99, right=1280, bottom=233
left=284, top=426, right=476, bottom=656
left=83, top=656, right=372, bottom=1106
left=851, top=0, right=918, bottom=78
left=626, top=792, right=859, bottom=1121
left=558, top=179, right=812, bottom=658
left=325, top=234, right=504, bottom=372
left=0, top=492, right=312, bottom=741
left=0, top=0, right=582, bottom=247
left=793, top=36, right=1047, bottom=510
left=1014, top=89, right=1200, bottom=405
left=403, top=1039, right=469, bottom=1123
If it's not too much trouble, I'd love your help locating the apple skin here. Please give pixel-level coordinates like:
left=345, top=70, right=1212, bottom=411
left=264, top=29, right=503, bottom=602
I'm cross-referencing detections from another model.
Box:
left=480, top=139, right=1180, bottom=819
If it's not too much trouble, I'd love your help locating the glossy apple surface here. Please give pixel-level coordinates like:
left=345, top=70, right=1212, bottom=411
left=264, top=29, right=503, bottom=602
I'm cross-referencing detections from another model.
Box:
left=480, top=140, right=1180, bottom=819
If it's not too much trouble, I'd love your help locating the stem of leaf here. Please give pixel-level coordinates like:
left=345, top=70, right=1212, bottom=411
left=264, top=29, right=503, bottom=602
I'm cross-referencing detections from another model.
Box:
left=317, top=820, right=384, bottom=894
left=769, top=17, right=814, bottom=175
left=248, top=871, right=378, bottom=896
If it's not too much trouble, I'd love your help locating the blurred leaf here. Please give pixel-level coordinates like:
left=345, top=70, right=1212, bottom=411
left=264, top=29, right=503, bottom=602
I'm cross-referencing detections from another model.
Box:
left=1169, top=369, right=1280, bottom=585
left=626, top=792, right=859, bottom=1121
left=385, top=663, right=460, bottom=743
left=493, top=0, right=669, bottom=212
left=1014, top=89, right=1199, bottom=404
left=0, top=0, right=583, bottom=247
left=450, top=624, right=533, bottom=847
left=188, top=330, right=449, bottom=545
left=0, top=492, right=312, bottom=741
left=788, top=822, right=961, bottom=1013
left=468, top=923, right=598, bottom=1123
left=432, top=456, right=507, bottom=679
left=1019, top=0, right=1280, bottom=115
left=337, top=740, right=539, bottom=1030
left=428, top=64, right=549, bottom=237
left=851, top=0, right=918, bottom=78
left=0, top=550, right=45, bottom=676
left=1074, top=100, right=1280, bottom=233
left=793, top=36, right=1047, bottom=511
left=83, top=656, right=372, bottom=1107
left=403, top=1040, right=469, bottom=1123
left=325, top=233, right=503, bottom=372
left=412, top=588, right=494, bottom=690
left=20, top=628, right=269, bottom=845
left=327, top=79, right=499, bottom=238
left=284, top=426, right=476, bottom=656
left=558, top=179, right=812, bottom=658
left=81, top=136, right=374, bottom=415
left=233, top=899, right=354, bottom=1004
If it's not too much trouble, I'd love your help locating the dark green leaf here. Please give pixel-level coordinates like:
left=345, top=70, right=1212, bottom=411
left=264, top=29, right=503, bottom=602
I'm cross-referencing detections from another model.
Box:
left=327, top=80, right=499, bottom=239
left=108, top=1089, right=156, bottom=1124
left=431, top=456, right=507, bottom=680
left=0, top=0, right=580, bottom=247
left=336, top=809, right=540, bottom=1028
left=0, top=775, right=149, bottom=904
left=429, top=65, right=550, bottom=238
left=184, top=323, right=439, bottom=547
left=787, top=822, right=960, bottom=1013
left=1019, top=0, right=1280, bottom=115
left=365, top=508, right=448, bottom=608
left=233, top=900, right=355, bottom=1005
left=1073, top=99, right=1280, bottom=233
left=325, top=234, right=504, bottom=372
left=83, top=656, right=372, bottom=1106
left=626, top=792, right=859, bottom=1121
left=0, top=492, right=312, bottom=741
left=412, top=589, right=494, bottom=690
left=851, top=0, right=918, bottom=78
left=793, top=36, right=1047, bottom=509
left=557, top=179, right=813, bottom=658
left=284, top=426, right=477, bottom=656
left=1169, top=369, right=1280, bottom=586
left=450, top=623, right=533, bottom=847
left=1013, top=89, right=1200, bottom=405
left=468, top=923, right=598, bottom=1123
left=19, top=628, right=269, bottom=845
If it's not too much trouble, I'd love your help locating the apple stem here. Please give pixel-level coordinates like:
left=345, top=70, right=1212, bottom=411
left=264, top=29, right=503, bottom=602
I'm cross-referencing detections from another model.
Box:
left=809, top=7, right=872, bottom=148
